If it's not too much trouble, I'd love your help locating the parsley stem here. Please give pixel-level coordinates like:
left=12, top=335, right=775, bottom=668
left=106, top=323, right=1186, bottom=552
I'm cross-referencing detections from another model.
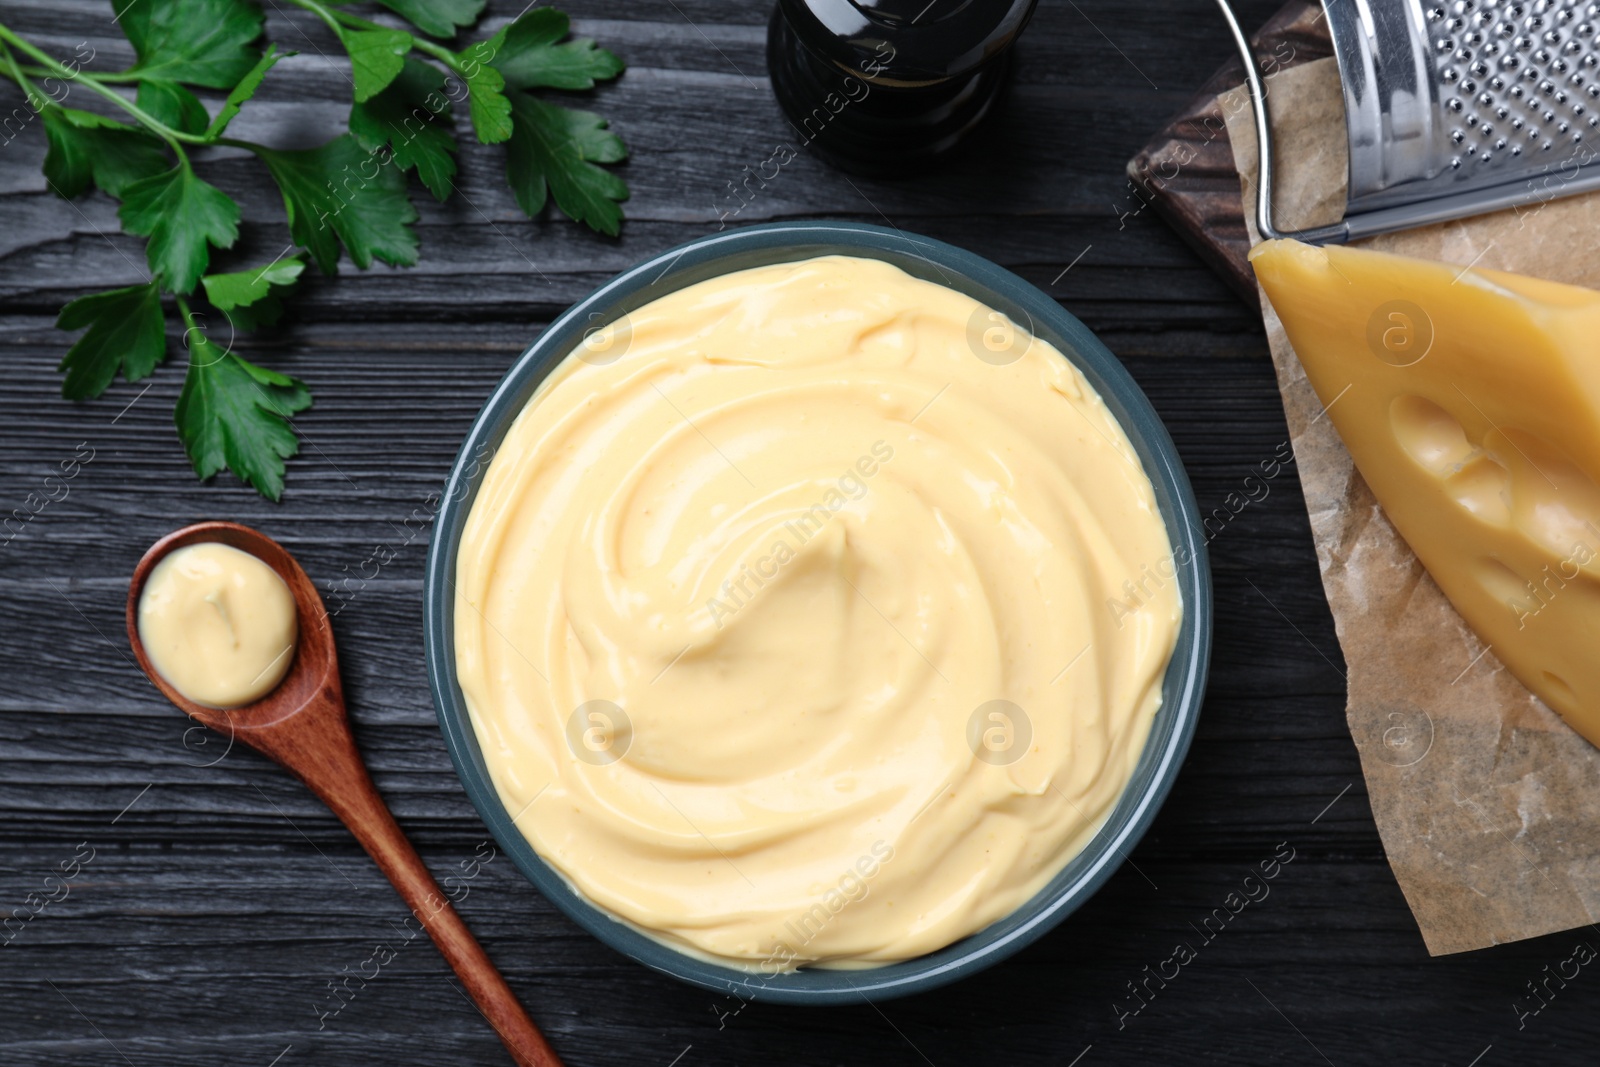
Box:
left=285, top=0, right=345, bottom=40
left=406, top=38, right=463, bottom=70
left=174, top=295, right=199, bottom=344
left=0, top=41, right=45, bottom=111
left=13, top=64, right=145, bottom=84
left=313, top=4, right=385, bottom=34
left=0, top=22, right=203, bottom=157
left=283, top=0, right=466, bottom=74
left=328, top=3, right=449, bottom=49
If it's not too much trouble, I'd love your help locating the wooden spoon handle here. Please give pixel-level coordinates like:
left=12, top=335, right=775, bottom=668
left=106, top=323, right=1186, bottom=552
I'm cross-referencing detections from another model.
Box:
left=328, top=775, right=564, bottom=1067
left=247, top=700, right=564, bottom=1067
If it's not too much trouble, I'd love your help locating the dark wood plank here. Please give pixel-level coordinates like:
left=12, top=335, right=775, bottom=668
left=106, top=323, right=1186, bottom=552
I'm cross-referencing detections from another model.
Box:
left=1125, top=0, right=1334, bottom=305
left=3, top=0, right=1597, bottom=1064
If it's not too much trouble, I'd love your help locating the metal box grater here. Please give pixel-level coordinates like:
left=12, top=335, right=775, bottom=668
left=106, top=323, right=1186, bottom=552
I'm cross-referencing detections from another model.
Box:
left=1217, top=0, right=1600, bottom=243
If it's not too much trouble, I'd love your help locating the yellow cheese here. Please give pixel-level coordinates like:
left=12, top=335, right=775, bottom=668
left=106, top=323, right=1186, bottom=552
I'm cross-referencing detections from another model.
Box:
left=1252, top=239, right=1600, bottom=746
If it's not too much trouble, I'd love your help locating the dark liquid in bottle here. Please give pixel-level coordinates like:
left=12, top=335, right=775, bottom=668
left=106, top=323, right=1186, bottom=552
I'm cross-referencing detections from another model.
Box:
left=767, top=0, right=1039, bottom=176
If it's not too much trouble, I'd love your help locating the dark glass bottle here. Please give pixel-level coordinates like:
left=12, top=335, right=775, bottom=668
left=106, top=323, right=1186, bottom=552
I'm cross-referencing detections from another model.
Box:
left=767, top=0, right=1040, bottom=176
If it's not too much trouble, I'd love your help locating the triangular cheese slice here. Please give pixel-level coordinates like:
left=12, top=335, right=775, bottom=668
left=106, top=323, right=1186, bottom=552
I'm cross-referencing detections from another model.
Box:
left=1253, top=239, right=1600, bottom=746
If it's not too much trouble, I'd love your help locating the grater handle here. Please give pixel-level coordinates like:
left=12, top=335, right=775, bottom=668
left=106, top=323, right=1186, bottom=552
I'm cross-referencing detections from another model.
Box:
left=1213, top=0, right=1350, bottom=246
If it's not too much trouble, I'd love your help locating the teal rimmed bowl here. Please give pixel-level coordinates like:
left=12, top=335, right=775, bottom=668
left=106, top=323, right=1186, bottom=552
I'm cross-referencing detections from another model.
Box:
left=424, top=221, right=1211, bottom=1004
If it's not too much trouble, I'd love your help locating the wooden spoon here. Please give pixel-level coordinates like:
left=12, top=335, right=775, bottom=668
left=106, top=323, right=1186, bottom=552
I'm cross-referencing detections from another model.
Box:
left=126, top=521, right=564, bottom=1067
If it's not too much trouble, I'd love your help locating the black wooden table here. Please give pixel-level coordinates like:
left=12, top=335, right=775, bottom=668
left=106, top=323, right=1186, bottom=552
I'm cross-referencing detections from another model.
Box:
left=1, top=1, right=1589, bottom=1064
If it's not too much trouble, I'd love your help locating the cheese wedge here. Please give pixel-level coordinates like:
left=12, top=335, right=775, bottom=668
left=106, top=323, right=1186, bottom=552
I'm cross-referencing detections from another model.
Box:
left=1253, top=239, right=1600, bottom=746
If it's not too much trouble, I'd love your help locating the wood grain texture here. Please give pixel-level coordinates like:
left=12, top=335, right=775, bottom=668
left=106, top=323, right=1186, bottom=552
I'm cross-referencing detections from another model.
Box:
left=1125, top=0, right=1333, bottom=305
left=1, top=1, right=1596, bottom=1065
left=125, top=524, right=563, bottom=1067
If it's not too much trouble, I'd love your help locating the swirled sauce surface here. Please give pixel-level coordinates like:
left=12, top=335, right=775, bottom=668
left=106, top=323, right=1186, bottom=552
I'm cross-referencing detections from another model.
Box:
left=455, top=255, right=1180, bottom=969
left=139, top=542, right=297, bottom=708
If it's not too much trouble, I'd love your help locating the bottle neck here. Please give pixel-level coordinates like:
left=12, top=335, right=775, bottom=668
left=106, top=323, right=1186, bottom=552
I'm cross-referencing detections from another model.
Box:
left=776, top=0, right=1038, bottom=84
left=766, top=0, right=1033, bottom=176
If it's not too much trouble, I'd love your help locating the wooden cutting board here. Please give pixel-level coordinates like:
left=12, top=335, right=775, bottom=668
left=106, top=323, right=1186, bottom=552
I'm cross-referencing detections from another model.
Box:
left=1126, top=0, right=1332, bottom=306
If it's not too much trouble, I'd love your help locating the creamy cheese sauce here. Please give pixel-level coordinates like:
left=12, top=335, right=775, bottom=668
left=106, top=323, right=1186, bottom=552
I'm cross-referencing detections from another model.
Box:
left=138, top=542, right=297, bottom=708
left=454, top=255, right=1181, bottom=969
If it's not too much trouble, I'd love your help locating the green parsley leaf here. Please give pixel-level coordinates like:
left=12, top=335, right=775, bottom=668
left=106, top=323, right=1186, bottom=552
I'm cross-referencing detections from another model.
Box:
left=457, top=38, right=512, bottom=143
left=256, top=135, right=419, bottom=272
left=349, top=57, right=457, bottom=200
left=40, top=107, right=170, bottom=199
left=118, top=0, right=266, bottom=89
left=174, top=311, right=312, bottom=501
left=40, top=107, right=109, bottom=198
left=119, top=163, right=241, bottom=294
left=370, top=0, right=485, bottom=39
left=22, top=3, right=627, bottom=499
left=90, top=131, right=178, bottom=199
left=136, top=80, right=210, bottom=135
left=204, top=44, right=289, bottom=138
left=344, top=26, right=413, bottom=103
left=491, top=9, right=624, bottom=91
left=202, top=257, right=304, bottom=331
left=468, top=11, right=629, bottom=232
left=505, top=93, right=628, bottom=236
left=55, top=283, right=167, bottom=400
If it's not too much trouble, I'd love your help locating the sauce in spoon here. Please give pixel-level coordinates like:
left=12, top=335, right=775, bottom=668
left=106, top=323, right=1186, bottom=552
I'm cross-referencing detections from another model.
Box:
left=137, top=542, right=297, bottom=708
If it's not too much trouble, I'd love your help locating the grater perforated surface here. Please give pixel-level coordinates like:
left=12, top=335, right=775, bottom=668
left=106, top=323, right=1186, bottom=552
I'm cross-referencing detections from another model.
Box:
left=1430, top=0, right=1600, bottom=171
left=1227, top=0, right=1600, bottom=240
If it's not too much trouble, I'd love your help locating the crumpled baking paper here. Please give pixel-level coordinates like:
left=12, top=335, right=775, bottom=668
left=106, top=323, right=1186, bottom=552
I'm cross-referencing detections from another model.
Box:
left=1222, top=57, right=1600, bottom=954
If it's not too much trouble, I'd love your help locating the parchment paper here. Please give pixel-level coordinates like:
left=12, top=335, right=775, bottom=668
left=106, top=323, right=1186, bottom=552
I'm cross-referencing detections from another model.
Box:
left=1222, top=57, right=1600, bottom=955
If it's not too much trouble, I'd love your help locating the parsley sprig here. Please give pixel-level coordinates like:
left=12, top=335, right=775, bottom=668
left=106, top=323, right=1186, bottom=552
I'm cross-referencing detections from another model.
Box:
left=0, top=0, right=628, bottom=500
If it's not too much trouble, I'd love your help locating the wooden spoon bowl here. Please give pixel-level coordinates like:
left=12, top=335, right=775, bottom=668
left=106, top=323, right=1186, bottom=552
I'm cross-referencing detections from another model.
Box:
left=127, top=521, right=335, bottom=738
left=127, top=521, right=564, bottom=1067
